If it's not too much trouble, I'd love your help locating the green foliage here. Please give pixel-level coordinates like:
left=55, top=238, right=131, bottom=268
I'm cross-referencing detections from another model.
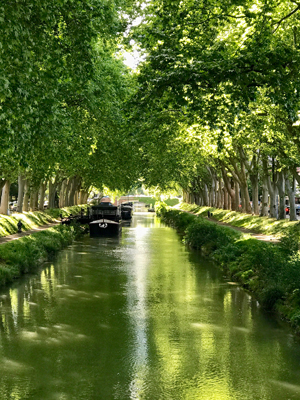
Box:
left=160, top=209, right=195, bottom=233
left=155, top=201, right=168, bottom=217
left=184, top=217, right=240, bottom=253
left=279, top=223, right=300, bottom=257
left=139, top=197, right=179, bottom=206
left=44, top=205, right=88, bottom=219
left=0, top=225, right=79, bottom=287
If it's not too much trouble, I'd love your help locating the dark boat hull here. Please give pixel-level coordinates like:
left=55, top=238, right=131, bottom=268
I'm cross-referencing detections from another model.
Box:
left=89, top=219, right=122, bottom=237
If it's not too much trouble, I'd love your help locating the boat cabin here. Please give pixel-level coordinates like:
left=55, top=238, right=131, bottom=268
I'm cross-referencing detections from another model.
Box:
left=91, top=203, right=121, bottom=222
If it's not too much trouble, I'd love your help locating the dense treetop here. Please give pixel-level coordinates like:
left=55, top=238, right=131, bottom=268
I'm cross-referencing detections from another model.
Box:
left=1, top=0, right=300, bottom=217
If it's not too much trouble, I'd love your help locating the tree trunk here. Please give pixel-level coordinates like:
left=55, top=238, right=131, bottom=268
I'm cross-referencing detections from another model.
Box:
left=221, top=166, right=236, bottom=210
left=59, top=179, right=67, bottom=208
left=64, top=179, right=72, bottom=207
left=261, top=175, right=269, bottom=217
left=49, top=177, right=59, bottom=209
left=38, top=181, right=47, bottom=211
left=286, top=173, right=297, bottom=221
left=223, top=188, right=228, bottom=209
left=29, top=188, right=38, bottom=211
left=17, top=174, right=25, bottom=212
left=235, top=181, right=240, bottom=212
left=250, top=173, right=259, bottom=215
left=202, top=185, right=208, bottom=206
left=68, top=176, right=81, bottom=207
left=228, top=156, right=251, bottom=213
left=23, top=180, right=29, bottom=212
left=263, top=158, right=278, bottom=218
left=0, top=181, right=10, bottom=215
left=277, top=171, right=286, bottom=220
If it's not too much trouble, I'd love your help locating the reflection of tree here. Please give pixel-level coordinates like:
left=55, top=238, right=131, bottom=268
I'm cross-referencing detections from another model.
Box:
left=137, top=228, right=286, bottom=399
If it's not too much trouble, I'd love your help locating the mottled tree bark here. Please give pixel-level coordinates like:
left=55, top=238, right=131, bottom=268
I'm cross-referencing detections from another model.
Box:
left=0, top=181, right=10, bottom=215
left=17, top=174, right=25, bottom=212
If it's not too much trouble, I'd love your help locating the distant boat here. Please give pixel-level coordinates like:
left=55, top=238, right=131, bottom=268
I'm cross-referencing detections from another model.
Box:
left=121, top=203, right=133, bottom=220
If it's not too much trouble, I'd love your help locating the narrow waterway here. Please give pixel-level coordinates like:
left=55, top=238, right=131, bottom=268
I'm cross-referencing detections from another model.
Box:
left=1, top=214, right=300, bottom=400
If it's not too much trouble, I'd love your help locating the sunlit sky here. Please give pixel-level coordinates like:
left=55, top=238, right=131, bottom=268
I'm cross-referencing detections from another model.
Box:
left=122, top=48, right=144, bottom=70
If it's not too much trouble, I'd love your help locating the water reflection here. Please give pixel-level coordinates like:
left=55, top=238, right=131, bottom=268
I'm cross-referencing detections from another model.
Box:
left=0, top=214, right=300, bottom=399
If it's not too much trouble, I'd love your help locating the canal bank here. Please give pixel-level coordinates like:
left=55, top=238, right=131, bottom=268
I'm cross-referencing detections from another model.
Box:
left=0, top=205, right=88, bottom=288
left=156, top=203, right=300, bottom=334
left=1, top=213, right=300, bottom=400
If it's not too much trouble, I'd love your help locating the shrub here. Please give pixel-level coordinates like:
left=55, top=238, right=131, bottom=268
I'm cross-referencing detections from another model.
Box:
left=259, top=286, right=285, bottom=311
left=0, top=225, right=80, bottom=287
left=184, top=217, right=240, bottom=253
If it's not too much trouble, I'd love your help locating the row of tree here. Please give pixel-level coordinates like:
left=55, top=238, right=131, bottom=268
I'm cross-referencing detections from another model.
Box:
left=125, top=0, right=300, bottom=220
left=4, top=0, right=300, bottom=219
left=0, top=0, right=140, bottom=214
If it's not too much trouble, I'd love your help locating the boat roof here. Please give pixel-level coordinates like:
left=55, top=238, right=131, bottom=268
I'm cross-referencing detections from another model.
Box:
left=92, top=204, right=118, bottom=210
left=90, top=219, right=119, bottom=225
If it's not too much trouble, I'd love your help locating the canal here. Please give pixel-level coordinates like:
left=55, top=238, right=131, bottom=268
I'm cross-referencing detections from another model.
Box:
left=0, top=213, right=300, bottom=400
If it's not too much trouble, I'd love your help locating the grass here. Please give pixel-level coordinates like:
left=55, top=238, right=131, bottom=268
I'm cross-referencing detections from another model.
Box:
left=0, top=205, right=88, bottom=238
left=138, top=197, right=180, bottom=207
left=179, top=203, right=297, bottom=237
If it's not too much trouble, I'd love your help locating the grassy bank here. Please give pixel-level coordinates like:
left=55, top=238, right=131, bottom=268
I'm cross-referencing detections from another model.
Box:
left=156, top=202, right=300, bottom=333
left=0, top=205, right=87, bottom=238
left=0, top=205, right=88, bottom=288
left=0, top=224, right=83, bottom=288
left=179, top=203, right=297, bottom=237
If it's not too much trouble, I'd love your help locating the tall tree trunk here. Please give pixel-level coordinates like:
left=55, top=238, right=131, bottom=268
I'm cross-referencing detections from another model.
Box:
left=32, top=190, right=39, bottom=211
left=229, top=156, right=251, bottom=213
left=202, top=185, right=208, bottom=206
left=234, top=181, right=240, bottom=212
left=0, top=181, right=10, bottom=215
left=59, top=179, right=67, bottom=208
left=216, top=179, right=222, bottom=208
left=38, top=181, right=47, bottom=211
left=49, top=177, right=59, bottom=209
left=221, top=166, right=236, bottom=210
left=17, top=174, right=25, bottom=212
left=260, top=175, right=269, bottom=217
left=68, top=176, right=81, bottom=207
left=286, top=173, right=297, bottom=221
left=223, top=187, right=228, bottom=209
left=277, top=170, right=286, bottom=220
left=249, top=173, right=259, bottom=215
left=263, top=158, right=278, bottom=219
left=23, top=180, right=29, bottom=212
left=64, top=179, right=72, bottom=207
left=79, top=190, right=85, bottom=205
left=83, top=191, right=89, bottom=204
left=29, top=187, right=38, bottom=211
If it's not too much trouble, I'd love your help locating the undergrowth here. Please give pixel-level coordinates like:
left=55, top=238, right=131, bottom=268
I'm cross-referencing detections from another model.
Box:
left=0, top=224, right=82, bottom=287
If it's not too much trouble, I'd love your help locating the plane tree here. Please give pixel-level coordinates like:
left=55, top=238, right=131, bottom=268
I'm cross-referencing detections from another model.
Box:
left=126, top=0, right=300, bottom=215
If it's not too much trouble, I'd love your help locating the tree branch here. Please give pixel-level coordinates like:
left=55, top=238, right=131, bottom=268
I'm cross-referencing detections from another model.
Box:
left=273, top=5, right=300, bottom=33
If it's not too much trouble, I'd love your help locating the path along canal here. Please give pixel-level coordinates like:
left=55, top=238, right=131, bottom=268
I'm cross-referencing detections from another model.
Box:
left=0, top=213, right=300, bottom=400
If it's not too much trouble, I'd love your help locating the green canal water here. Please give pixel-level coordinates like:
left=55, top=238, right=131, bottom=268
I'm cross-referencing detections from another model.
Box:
left=1, top=214, right=300, bottom=400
